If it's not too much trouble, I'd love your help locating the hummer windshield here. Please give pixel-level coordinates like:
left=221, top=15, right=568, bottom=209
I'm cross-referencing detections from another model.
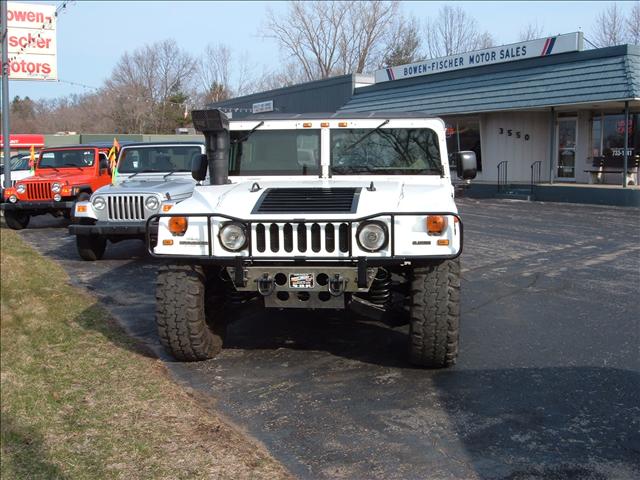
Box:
left=331, top=128, right=442, bottom=175
left=39, top=149, right=96, bottom=169
left=229, top=130, right=320, bottom=176
left=118, top=146, right=202, bottom=173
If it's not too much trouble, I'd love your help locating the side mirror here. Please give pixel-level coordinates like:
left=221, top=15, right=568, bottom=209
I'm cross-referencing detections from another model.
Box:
left=192, top=153, right=208, bottom=181
left=99, top=156, right=109, bottom=171
left=452, top=151, right=477, bottom=180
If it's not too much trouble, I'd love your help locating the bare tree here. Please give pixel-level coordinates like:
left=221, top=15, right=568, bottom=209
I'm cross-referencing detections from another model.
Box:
left=198, top=43, right=257, bottom=104
left=105, top=39, right=197, bottom=134
left=519, top=22, right=544, bottom=41
left=591, top=3, right=627, bottom=47
left=627, top=2, right=640, bottom=45
left=264, top=1, right=398, bottom=82
left=381, top=15, right=422, bottom=67
left=198, top=43, right=232, bottom=103
left=476, top=32, right=495, bottom=50
left=424, top=5, right=494, bottom=58
left=337, top=1, right=398, bottom=74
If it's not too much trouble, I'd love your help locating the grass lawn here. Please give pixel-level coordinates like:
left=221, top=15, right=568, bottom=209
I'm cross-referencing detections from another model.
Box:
left=1, top=227, right=290, bottom=480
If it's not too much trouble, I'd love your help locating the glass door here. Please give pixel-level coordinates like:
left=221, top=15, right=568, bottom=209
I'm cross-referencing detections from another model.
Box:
left=556, top=118, right=577, bottom=180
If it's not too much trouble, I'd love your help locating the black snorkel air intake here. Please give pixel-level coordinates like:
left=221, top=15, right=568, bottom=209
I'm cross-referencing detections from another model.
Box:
left=191, top=109, right=230, bottom=185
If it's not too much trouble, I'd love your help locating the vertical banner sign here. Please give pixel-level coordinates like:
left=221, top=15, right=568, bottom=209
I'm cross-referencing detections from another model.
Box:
left=6, top=2, right=57, bottom=80
left=375, top=32, right=583, bottom=83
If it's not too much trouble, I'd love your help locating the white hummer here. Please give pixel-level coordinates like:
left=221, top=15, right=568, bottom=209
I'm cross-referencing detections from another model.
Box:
left=149, top=110, right=477, bottom=368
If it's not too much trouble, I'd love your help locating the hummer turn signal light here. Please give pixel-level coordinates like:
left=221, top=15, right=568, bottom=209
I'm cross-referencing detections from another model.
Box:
left=426, top=215, right=447, bottom=235
left=168, top=216, right=188, bottom=236
left=76, top=205, right=87, bottom=213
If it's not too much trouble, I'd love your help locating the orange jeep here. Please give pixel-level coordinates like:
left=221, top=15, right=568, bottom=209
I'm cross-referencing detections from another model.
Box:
left=1, top=143, right=113, bottom=229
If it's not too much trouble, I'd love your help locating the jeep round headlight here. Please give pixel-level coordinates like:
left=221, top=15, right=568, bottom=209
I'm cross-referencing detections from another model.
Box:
left=51, top=183, right=62, bottom=193
left=145, top=196, right=160, bottom=211
left=219, top=222, right=247, bottom=251
left=16, top=183, right=26, bottom=194
left=92, top=196, right=106, bottom=210
left=53, top=193, right=62, bottom=202
left=9, top=195, right=17, bottom=203
left=356, top=221, right=388, bottom=252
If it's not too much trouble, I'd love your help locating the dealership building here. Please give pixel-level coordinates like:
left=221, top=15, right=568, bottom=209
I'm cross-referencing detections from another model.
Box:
left=211, top=33, right=640, bottom=205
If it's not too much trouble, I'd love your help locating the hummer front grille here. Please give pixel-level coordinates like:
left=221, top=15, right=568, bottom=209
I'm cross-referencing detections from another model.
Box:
left=26, top=182, right=53, bottom=200
left=252, top=222, right=351, bottom=257
left=107, top=195, right=146, bottom=221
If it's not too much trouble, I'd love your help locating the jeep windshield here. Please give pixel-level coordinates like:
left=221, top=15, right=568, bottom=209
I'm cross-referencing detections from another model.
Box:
left=229, top=130, right=320, bottom=176
left=118, top=145, right=202, bottom=174
left=331, top=128, right=442, bottom=175
left=38, top=149, right=96, bottom=169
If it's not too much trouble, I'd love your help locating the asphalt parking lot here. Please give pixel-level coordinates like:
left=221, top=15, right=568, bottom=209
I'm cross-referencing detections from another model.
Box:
left=14, top=198, right=640, bottom=480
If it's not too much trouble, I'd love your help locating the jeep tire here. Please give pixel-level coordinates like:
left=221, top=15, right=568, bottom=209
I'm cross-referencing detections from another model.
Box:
left=408, top=259, right=460, bottom=368
left=4, top=211, right=30, bottom=230
left=156, top=265, right=226, bottom=361
left=76, top=235, right=107, bottom=261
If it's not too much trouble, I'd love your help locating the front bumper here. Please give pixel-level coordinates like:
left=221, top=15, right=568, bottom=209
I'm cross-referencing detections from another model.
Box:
left=1, top=200, right=75, bottom=211
left=70, top=221, right=158, bottom=237
left=146, top=211, right=464, bottom=265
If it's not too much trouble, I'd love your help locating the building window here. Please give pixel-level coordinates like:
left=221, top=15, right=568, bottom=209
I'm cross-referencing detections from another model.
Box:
left=591, top=112, right=639, bottom=159
left=444, top=117, right=482, bottom=171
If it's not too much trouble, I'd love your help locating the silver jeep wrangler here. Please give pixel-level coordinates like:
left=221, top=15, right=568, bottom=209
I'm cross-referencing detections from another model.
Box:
left=70, top=142, right=205, bottom=260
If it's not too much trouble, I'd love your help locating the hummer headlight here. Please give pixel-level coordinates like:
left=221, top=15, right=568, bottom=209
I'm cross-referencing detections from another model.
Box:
left=16, top=183, right=26, bottom=194
left=51, top=183, right=62, bottom=193
left=356, top=221, right=388, bottom=252
left=219, top=222, right=247, bottom=251
left=92, top=196, right=106, bottom=210
left=145, top=196, right=160, bottom=211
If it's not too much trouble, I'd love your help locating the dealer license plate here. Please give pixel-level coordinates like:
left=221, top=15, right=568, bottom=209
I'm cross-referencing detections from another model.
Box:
left=289, top=273, right=314, bottom=289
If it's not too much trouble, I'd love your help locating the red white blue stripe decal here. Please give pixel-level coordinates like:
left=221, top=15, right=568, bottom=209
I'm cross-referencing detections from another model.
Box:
left=541, top=36, right=557, bottom=56
left=386, top=68, right=396, bottom=81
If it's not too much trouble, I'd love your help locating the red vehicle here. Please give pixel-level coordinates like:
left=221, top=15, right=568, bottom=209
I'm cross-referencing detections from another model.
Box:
left=1, top=143, right=113, bottom=230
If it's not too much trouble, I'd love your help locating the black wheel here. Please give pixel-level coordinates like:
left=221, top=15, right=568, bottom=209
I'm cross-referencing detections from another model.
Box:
left=76, top=235, right=107, bottom=261
left=408, top=259, right=460, bottom=368
left=4, top=210, right=30, bottom=230
left=156, top=265, right=227, bottom=361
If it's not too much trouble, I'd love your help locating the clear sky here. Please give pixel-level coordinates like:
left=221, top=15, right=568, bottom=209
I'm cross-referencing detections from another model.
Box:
left=6, top=0, right=629, bottom=101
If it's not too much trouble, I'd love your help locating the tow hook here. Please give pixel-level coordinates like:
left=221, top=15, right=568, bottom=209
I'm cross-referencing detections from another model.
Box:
left=257, top=273, right=275, bottom=296
left=328, top=274, right=347, bottom=296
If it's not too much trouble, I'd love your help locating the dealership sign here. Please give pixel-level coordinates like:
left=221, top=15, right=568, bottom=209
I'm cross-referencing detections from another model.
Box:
left=252, top=100, right=274, bottom=114
left=375, top=32, right=583, bottom=83
left=6, top=2, right=57, bottom=81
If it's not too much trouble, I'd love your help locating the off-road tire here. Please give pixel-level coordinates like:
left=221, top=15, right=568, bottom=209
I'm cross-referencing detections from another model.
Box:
left=408, top=259, right=460, bottom=368
left=156, top=264, right=226, bottom=361
left=4, top=211, right=30, bottom=230
left=76, top=235, right=107, bottom=261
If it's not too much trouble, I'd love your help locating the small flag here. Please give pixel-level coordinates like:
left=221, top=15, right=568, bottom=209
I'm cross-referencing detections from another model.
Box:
left=29, top=145, right=36, bottom=173
left=108, top=137, right=121, bottom=183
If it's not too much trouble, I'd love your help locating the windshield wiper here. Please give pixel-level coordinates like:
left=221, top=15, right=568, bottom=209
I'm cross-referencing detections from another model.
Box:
left=61, top=163, right=84, bottom=171
left=162, top=170, right=188, bottom=179
left=122, top=169, right=157, bottom=181
left=342, top=119, right=390, bottom=153
left=232, top=121, right=265, bottom=144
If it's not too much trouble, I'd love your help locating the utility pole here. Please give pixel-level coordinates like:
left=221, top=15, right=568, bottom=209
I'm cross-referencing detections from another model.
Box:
left=1, top=0, right=11, bottom=188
